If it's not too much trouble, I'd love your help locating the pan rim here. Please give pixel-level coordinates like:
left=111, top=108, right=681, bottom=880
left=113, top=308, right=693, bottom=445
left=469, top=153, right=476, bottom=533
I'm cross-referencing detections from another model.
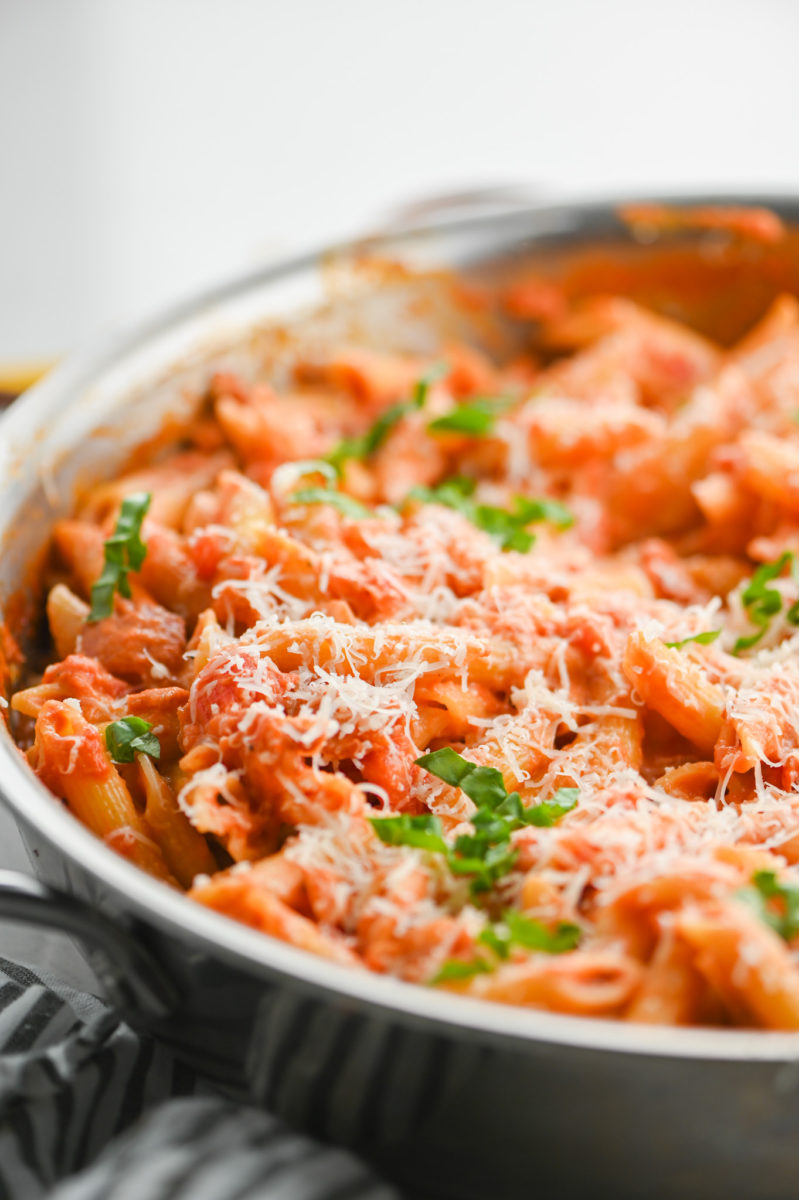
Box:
left=5, top=188, right=799, bottom=1064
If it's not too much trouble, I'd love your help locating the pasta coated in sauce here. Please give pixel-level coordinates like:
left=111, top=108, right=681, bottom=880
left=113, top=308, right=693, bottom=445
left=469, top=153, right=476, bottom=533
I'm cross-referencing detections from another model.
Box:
left=13, top=230, right=799, bottom=1029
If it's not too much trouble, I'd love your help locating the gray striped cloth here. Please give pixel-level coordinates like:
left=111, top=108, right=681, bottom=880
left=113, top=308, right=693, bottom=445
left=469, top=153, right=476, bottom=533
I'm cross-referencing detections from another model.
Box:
left=0, top=958, right=401, bottom=1200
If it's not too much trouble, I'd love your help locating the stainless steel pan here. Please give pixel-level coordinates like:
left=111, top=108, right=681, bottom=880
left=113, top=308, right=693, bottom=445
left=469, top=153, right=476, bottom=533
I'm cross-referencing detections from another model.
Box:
left=3, top=195, right=799, bottom=1200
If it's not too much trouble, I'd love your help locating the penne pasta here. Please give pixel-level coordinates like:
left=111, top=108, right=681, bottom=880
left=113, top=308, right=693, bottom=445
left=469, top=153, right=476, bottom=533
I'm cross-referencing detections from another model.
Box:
left=137, top=753, right=218, bottom=887
left=622, top=632, right=725, bottom=755
left=31, top=700, right=175, bottom=884
left=676, top=901, right=799, bottom=1030
left=46, top=583, right=89, bottom=659
left=16, top=223, right=799, bottom=1028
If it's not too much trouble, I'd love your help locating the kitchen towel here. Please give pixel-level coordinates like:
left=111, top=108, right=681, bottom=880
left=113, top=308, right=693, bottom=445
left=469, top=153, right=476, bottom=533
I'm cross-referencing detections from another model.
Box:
left=0, top=957, right=400, bottom=1200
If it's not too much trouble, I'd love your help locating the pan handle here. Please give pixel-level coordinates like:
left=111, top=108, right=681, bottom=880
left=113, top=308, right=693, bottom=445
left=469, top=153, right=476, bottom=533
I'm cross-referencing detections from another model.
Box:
left=0, top=869, right=178, bottom=1020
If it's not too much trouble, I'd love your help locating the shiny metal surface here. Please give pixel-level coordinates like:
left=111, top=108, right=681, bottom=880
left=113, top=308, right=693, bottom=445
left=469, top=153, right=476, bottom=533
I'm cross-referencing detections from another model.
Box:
left=3, top=196, right=799, bottom=1199
left=0, top=869, right=177, bottom=1019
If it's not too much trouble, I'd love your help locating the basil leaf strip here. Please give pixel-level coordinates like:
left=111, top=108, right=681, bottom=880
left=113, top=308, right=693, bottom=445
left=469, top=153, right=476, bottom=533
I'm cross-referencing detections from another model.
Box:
left=371, top=748, right=578, bottom=895
left=733, top=552, right=796, bottom=653
left=502, top=910, right=581, bottom=953
left=417, top=747, right=507, bottom=807
left=663, top=630, right=722, bottom=650
left=88, top=492, right=152, bottom=622
left=105, top=716, right=161, bottom=764
left=327, top=361, right=448, bottom=472
left=432, top=958, right=492, bottom=984
left=737, top=870, right=799, bottom=941
left=368, top=814, right=447, bottom=854
left=519, top=787, right=579, bottom=827
left=512, top=496, right=575, bottom=530
left=433, top=911, right=581, bottom=985
left=289, top=488, right=376, bottom=520
left=412, top=360, right=450, bottom=409
left=428, top=395, right=514, bottom=437
left=407, top=480, right=573, bottom=553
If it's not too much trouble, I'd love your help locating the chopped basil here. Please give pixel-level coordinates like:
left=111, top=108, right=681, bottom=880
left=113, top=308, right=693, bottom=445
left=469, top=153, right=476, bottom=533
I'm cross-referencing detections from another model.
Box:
left=433, top=910, right=581, bottom=985
left=285, top=460, right=339, bottom=486
left=476, top=924, right=513, bottom=959
left=415, top=750, right=577, bottom=824
left=663, top=629, right=722, bottom=650
left=471, top=503, right=537, bottom=553
left=372, top=747, right=577, bottom=895
left=105, top=716, right=161, bottom=764
left=325, top=434, right=372, bottom=472
left=327, top=404, right=407, bottom=469
left=408, top=475, right=476, bottom=516
left=367, top=813, right=447, bottom=854
left=738, top=870, right=799, bottom=941
left=427, top=395, right=514, bottom=437
left=88, top=492, right=151, bottom=622
left=289, top=487, right=376, bottom=520
left=407, top=478, right=573, bottom=553
left=446, top=838, right=519, bottom=892
left=501, top=910, right=581, bottom=953
left=519, top=787, right=580, bottom=827
left=327, top=361, right=448, bottom=471
left=416, top=746, right=506, bottom=804
left=411, top=360, right=450, bottom=409
left=432, top=957, right=492, bottom=984
left=511, top=496, right=574, bottom=530
left=733, top=552, right=797, bottom=653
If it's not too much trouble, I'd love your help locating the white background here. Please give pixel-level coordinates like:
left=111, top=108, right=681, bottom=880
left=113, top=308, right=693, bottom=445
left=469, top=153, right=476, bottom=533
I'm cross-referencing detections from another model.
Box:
left=1, top=0, right=799, bottom=982
left=3, top=0, right=799, bottom=361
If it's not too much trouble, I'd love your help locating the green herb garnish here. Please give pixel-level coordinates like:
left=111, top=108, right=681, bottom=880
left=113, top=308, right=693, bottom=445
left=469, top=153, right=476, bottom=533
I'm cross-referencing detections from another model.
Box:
left=408, top=475, right=476, bottom=513
left=104, top=716, right=161, bottom=764
left=289, top=487, right=376, bottom=520
left=433, top=910, right=580, bottom=984
left=738, top=870, right=799, bottom=942
left=433, top=957, right=493, bottom=983
left=416, top=745, right=505, bottom=799
left=366, top=813, right=447, bottom=854
left=512, top=496, right=575, bottom=529
left=663, top=630, right=722, bottom=650
left=517, top=787, right=580, bottom=827
left=284, top=460, right=339, bottom=486
left=412, top=360, right=450, bottom=408
left=371, top=748, right=577, bottom=896
left=88, top=492, right=151, bottom=622
left=327, top=361, right=448, bottom=472
left=501, top=909, right=581, bottom=953
left=428, top=395, right=514, bottom=437
left=733, top=552, right=799, bottom=653
left=407, top=478, right=573, bottom=553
